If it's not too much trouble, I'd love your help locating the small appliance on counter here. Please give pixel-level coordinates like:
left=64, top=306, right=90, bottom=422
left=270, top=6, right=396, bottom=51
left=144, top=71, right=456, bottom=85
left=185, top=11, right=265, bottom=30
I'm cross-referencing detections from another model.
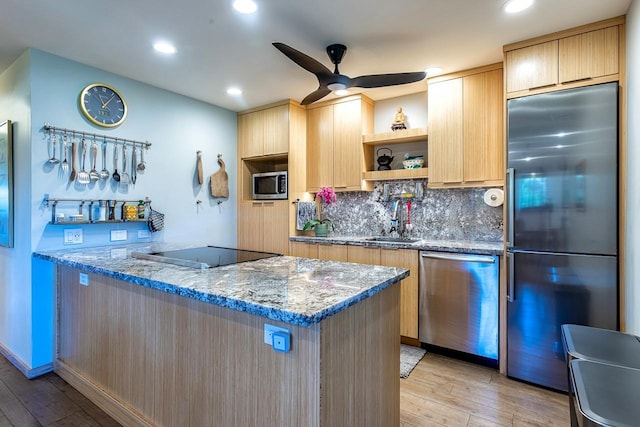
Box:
left=252, top=171, right=287, bottom=200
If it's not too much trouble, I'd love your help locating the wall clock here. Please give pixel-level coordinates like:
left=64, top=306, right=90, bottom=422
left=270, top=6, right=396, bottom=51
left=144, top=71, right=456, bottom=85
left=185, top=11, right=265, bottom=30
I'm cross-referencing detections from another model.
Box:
left=79, top=83, right=128, bottom=127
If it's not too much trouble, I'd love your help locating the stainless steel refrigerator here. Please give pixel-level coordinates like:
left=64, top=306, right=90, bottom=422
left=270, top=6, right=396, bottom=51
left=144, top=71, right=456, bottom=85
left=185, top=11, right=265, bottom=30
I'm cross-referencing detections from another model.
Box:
left=506, top=82, right=619, bottom=392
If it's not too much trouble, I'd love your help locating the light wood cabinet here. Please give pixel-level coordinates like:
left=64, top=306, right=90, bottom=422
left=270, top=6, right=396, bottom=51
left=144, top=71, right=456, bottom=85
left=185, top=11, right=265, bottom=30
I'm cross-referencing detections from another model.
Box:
left=347, top=245, right=381, bottom=265
left=559, top=26, right=619, bottom=84
left=427, top=64, right=503, bottom=188
left=505, top=21, right=621, bottom=96
left=318, top=243, right=348, bottom=261
left=290, top=241, right=318, bottom=258
left=380, top=248, right=419, bottom=339
left=306, top=95, right=374, bottom=192
left=238, top=201, right=289, bottom=255
left=505, top=41, right=558, bottom=93
left=238, top=104, right=289, bottom=158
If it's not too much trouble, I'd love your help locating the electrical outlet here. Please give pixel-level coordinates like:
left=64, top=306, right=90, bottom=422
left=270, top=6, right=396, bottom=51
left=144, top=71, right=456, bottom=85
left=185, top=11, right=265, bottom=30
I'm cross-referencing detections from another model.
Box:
left=63, top=228, right=83, bottom=245
left=110, top=230, right=127, bottom=241
left=264, top=324, right=290, bottom=349
left=138, top=229, right=150, bottom=239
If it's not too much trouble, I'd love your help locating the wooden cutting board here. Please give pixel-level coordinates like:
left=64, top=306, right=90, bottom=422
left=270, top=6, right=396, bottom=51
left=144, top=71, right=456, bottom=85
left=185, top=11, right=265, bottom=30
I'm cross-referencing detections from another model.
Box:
left=210, top=154, right=229, bottom=198
left=197, top=151, right=203, bottom=185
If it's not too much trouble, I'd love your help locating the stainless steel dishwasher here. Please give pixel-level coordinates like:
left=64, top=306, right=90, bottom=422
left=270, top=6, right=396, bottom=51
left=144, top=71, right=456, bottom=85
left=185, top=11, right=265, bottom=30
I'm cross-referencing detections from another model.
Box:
left=418, top=251, right=499, bottom=361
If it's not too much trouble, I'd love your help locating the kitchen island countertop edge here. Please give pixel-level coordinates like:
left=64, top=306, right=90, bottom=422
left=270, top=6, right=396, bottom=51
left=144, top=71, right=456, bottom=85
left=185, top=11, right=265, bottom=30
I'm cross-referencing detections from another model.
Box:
left=34, top=243, right=409, bottom=327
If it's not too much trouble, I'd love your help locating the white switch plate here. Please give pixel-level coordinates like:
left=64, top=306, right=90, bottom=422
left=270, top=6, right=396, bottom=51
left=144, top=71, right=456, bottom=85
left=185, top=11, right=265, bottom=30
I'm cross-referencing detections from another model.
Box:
left=137, top=229, right=150, bottom=239
left=110, top=230, right=127, bottom=241
left=79, top=272, right=89, bottom=286
left=63, top=228, right=83, bottom=245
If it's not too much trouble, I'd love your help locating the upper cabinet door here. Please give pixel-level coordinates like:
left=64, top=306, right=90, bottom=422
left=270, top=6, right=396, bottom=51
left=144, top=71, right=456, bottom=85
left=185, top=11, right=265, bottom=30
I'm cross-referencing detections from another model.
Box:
left=463, top=68, right=504, bottom=182
left=559, top=26, right=619, bottom=84
left=428, top=77, right=464, bottom=184
left=333, top=99, right=363, bottom=189
left=306, top=105, right=334, bottom=192
left=505, top=40, right=558, bottom=93
left=238, top=110, right=264, bottom=158
left=263, top=104, right=289, bottom=156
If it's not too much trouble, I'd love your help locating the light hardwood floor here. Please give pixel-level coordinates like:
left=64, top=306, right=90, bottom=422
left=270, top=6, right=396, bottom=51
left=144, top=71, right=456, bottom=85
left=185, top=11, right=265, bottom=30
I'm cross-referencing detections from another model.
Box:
left=401, top=353, right=570, bottom=427
left=0, top=352, right=568, bottom=426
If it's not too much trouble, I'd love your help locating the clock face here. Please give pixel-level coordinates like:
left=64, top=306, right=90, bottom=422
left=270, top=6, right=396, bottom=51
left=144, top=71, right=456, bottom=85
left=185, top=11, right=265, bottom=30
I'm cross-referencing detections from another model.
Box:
left=79, top=83, right=127, bottom=127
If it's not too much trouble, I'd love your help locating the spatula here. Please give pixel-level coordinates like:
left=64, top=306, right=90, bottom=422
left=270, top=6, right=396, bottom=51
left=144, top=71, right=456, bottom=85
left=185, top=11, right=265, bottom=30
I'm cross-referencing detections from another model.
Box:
left=120, top=144, right=130, bottom=185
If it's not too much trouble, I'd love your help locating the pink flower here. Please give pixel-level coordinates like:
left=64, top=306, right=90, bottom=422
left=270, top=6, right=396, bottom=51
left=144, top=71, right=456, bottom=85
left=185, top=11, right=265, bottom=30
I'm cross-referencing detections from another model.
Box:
left=317, top=186, right=337, bottom=205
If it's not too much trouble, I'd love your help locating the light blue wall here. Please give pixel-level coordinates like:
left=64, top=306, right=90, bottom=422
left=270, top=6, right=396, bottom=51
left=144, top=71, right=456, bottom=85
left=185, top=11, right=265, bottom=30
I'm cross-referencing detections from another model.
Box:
left=0, top=51, right=33, bottom=369
left=1, top=49, right=238, bottom=373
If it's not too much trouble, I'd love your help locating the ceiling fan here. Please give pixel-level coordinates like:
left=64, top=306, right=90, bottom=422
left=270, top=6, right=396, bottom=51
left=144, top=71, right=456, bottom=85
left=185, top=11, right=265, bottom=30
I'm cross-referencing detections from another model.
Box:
left=273, top=42, right=427, bottom=105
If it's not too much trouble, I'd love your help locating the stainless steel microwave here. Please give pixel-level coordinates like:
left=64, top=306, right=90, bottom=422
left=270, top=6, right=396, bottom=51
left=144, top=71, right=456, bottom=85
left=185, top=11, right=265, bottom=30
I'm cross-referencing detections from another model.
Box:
left=252, top=171, right=288, bottom=200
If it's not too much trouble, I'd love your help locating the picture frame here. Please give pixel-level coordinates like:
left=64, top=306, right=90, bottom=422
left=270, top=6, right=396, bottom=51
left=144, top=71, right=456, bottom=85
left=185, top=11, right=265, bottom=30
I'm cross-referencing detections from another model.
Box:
left=0, top=120, right=13, bottom=248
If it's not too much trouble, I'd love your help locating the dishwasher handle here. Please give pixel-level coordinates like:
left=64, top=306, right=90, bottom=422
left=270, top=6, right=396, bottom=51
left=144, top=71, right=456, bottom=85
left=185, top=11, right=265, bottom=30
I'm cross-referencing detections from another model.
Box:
left=420, top=252, right=496, bottom=264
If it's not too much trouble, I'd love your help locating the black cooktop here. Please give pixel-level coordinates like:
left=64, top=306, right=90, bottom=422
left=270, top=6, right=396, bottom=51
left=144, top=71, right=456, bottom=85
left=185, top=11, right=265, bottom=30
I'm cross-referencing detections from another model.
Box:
left=131, top=246, right=281, bottom=269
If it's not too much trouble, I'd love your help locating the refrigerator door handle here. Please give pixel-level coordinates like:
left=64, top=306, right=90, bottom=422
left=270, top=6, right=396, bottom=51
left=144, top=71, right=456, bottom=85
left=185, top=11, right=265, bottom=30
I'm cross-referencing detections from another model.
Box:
left=506, top=251, right=514, bottom=302
left=506, top=168, right=515, bottom=248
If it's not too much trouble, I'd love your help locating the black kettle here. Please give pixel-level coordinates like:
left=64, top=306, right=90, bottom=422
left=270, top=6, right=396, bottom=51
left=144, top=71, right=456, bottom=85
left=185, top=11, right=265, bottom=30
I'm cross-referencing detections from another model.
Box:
left=377, top=148, right=394, bottom=171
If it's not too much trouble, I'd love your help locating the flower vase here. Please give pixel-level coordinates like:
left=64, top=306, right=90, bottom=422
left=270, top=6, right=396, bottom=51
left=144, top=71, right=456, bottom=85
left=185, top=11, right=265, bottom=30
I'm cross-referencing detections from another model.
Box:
left=314, top=223, right=328, bottom=237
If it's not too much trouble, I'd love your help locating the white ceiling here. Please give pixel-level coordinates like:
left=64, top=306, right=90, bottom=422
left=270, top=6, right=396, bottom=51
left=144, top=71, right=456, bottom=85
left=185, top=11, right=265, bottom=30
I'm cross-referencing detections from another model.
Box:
left=0, top=0, right=632, bottom=112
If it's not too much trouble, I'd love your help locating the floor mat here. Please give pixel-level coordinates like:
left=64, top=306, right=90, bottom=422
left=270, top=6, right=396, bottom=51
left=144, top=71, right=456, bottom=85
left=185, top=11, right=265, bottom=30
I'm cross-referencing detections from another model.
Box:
left=400, top=344, right=427, bottom=378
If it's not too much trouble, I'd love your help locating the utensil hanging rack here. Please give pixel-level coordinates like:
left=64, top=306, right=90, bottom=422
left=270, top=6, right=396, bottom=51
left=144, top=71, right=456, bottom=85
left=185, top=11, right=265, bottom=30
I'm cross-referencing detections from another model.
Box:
left=44, top=196, right=151, bottom=224
left=42, top=123, right=152, bottom=149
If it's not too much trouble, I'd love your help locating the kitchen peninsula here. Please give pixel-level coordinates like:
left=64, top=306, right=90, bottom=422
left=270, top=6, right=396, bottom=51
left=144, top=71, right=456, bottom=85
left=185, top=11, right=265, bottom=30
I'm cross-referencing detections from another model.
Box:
left=34, top=244, right=408, bottom=427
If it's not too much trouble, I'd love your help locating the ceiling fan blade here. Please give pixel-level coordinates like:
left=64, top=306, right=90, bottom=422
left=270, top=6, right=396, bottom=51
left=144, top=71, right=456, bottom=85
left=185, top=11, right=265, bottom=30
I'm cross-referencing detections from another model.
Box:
left=301, top=88, right=332, bottom=105
left=350, top=72, right=427, bottom=88
left=273, top=42, right=333, bottom=79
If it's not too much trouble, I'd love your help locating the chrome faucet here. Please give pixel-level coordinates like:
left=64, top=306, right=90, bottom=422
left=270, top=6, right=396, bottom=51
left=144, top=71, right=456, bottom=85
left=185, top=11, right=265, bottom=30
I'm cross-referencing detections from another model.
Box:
left=390, top=199, right=404, bottom=236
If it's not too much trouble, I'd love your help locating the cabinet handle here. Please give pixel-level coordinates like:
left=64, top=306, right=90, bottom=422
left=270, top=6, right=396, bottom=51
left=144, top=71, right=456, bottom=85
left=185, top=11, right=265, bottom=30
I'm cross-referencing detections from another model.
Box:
left=528, top=83, right=557, bottom=91
left=561, top=77, right=593, bottom=84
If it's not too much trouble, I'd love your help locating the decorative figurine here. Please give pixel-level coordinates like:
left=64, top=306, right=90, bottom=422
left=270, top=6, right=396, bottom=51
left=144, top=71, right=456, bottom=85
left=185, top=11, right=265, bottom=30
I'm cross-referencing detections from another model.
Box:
left=391, top=107, right=407, bottom=131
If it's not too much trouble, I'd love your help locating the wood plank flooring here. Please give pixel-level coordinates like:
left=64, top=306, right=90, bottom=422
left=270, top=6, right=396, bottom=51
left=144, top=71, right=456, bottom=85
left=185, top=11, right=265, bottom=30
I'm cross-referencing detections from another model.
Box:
left=0, top=355, right=120, bottom=426
left=0, top=352, right=568, bottom=426
left=401, top=353, right=569, bottom=427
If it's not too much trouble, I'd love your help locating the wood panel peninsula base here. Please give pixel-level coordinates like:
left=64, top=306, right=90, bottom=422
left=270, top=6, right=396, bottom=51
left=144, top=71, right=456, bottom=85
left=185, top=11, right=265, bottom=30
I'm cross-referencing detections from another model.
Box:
left=52, top=260, right=402, bottom=427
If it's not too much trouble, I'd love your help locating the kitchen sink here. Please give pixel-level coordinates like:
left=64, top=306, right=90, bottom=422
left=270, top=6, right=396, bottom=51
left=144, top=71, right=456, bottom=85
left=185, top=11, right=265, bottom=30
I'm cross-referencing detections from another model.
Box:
left=366, top=237, right=421, bottom=243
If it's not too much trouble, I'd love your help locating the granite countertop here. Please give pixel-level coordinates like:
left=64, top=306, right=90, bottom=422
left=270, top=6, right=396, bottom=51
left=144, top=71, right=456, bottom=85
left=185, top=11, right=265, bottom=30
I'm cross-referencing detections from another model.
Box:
left=33, top=243, right=408, bottom=327
left=289, top=235, right=504, bottom=255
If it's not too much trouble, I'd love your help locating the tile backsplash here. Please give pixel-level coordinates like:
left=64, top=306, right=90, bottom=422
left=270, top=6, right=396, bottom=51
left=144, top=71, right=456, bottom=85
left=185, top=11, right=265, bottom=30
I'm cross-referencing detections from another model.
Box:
left=320, top=180, right=503, bottom=242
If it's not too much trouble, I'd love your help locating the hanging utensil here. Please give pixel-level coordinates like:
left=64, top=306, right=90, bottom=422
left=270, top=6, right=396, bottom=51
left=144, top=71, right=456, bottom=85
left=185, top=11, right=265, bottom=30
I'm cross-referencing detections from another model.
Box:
left=76, top=137, right=90, bottom=184
left=89, top=136, right=100, bottom=181
left=99, top=138, right=110, bottom=180
left=60, top=133, right=69, bottom=173
left=69, top=139, right=77, bottom=182
left=137, top=145, right=146, bottom=171
left=112, top=140, right=120, bottom=182
left=120, top=144, right=130, bottom=185
left=131, top=145, right=137, bottom=185
left=47, top=130, right=60, bottom=164
left=197, top=150, right=203, bottom=185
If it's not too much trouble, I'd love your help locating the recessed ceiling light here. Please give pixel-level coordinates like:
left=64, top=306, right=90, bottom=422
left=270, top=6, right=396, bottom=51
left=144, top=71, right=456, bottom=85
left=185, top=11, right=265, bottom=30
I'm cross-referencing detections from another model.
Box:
left=425, top=67, right=443, bottom=76
left=153, top=42, right=177, bottom=54
left=233, top=0, right=257, bottom=14
left=227, top=87, right=242, bottom=96
left=504, top=0, right=533, bottom=14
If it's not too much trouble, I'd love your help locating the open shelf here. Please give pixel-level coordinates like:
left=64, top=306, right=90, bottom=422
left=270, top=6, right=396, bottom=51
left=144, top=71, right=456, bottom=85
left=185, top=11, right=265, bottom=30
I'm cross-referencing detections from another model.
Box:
left=362, top=127, right=428, bottom=146
left=362, top=168, right=428, bottom=181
